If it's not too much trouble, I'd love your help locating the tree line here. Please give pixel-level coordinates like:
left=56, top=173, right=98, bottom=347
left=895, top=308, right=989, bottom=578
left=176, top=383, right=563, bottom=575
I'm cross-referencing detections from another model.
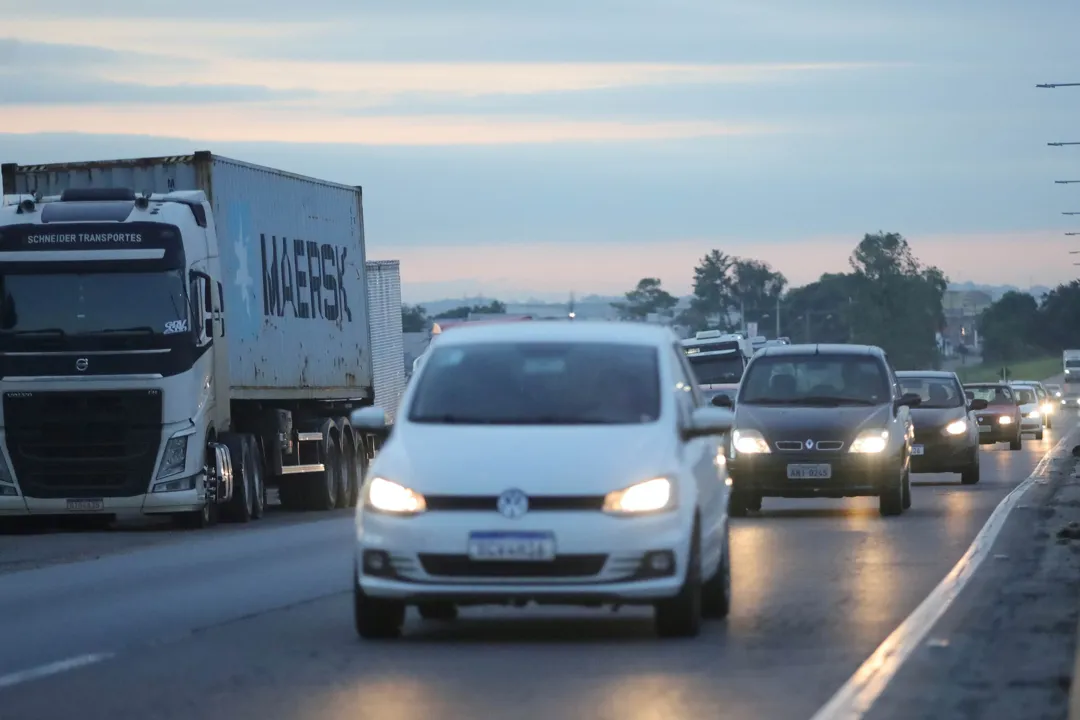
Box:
left=978, top=283, right=1080, bottom=363
left=398, top=232, right=949, bottom=370
left=612, top=232, right=947, bottom=369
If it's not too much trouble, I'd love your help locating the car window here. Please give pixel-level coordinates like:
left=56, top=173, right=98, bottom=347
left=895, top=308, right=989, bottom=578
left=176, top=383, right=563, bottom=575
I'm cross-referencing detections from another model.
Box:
left=965, top=385, right=1015, bottom=406
left=1013, top=388, right=1037, bottom=405
left=898, top=377, right=965, bottom=408
left=685, top=351, right=744, bottom=386
left=739, top=354, right=890, bottom=406
left=408, top=341, right=661, bottom=425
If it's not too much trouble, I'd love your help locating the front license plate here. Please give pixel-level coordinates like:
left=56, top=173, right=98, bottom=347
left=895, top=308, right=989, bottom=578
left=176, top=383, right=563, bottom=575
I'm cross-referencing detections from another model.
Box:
left=978, top=425, right=991, bottom=433
left=467, top=532, right=556, bottom=561
left=911, top=445, right=925, bottom=456
left=66, top=499, right=104, bottom=512
left=787, top=463, right=831, bottom=480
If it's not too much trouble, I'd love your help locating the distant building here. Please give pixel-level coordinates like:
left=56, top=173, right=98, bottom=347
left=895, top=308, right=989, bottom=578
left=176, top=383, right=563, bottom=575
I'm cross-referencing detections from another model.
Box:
left=942, top=290, right=993, bottom=354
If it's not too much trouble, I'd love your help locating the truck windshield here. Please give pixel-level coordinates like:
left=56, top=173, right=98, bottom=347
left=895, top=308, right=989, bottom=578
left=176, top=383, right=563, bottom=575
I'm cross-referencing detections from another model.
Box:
left=687, top=353, right=744, bottom=385
left=0, top=271, right=189, bottom=337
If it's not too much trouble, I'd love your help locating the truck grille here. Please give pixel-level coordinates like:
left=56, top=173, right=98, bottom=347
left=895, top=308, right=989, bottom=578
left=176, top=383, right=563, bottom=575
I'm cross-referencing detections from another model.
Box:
left=4, top=390, right=163, bottom=498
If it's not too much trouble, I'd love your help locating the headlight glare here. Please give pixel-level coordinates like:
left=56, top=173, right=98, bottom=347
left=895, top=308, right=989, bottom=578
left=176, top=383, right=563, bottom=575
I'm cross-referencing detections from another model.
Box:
left=998, top=415, right=1013, bottom=425
left=850, top=430, right=888, bottom=454
left=366, top=477, right=427, bottom=514
left=603, top=478, right=673, bottom=514
left=732, top=429, right=770, bottom=454
left=944, top=419, right=967, bottom=436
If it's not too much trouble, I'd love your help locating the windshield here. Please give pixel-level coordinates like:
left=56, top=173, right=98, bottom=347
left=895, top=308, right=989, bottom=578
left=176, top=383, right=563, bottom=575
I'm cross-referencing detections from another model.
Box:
left=965, top=385, right=1015, bottom=407
left=0, top=272, right=188, bottom=337
left=739, top=354, right=890, bottom=406
left=1067, top=360, right=1080, bottom=368
left=408, top=341, right=661, bottom=425
left=687, top=352, right=743, bottom=385
left=898, top=376, right=964, bottom=409
left=1013, top=388, right=1036, bottom=405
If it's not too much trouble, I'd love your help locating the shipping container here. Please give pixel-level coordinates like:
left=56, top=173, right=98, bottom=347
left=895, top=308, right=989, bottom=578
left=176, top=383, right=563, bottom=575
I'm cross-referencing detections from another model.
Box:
left=366, top=260, right=406, bottom=424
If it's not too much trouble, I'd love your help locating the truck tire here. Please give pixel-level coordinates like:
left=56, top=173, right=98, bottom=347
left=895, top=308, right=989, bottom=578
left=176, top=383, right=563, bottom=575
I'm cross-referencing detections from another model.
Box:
left=336, top=422, right=355, bottom=510
left=250, top=436, right=266, bottom=520
left=304, top=432, right=341, bottom=511
left=172, top=442, right=222, bottom=529
left=220, top=433, right=254, bottom=523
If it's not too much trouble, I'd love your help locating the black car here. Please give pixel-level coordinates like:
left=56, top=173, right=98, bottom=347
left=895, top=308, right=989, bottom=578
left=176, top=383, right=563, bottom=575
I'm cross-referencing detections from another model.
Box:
left=963, top=383, right=1023, bottom=450
left=896, top=371, right=987, bottom=484
left=715, top=344, right=920, bottom=517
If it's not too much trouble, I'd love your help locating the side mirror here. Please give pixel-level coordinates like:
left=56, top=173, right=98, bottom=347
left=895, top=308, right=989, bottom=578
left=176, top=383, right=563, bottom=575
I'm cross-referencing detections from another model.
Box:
left=711, top=394, right=734, bottom=409
left=969, top=398, right=988, bottom=411
left=964, top=390, right=974, bottom=401
left=350, top=406, right=388, bottom=431
left=682, top=406, right=734, bottom=441
left=896, top=392, right=922, bottom=408
left=189, top=269, right=213, bottom=342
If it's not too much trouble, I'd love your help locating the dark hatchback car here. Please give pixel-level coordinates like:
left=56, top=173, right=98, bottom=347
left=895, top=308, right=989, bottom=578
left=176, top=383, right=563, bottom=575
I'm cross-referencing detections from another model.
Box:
left=896, top=371, right=986, bottom=484
left=716, top=344, right=920, bottom=518
left=963, top=383, right=1023, bottom=450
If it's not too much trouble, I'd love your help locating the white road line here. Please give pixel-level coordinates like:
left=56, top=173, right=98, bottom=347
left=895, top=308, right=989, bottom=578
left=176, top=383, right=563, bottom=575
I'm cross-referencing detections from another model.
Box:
left=810, top=431, right=1076, bottom=720
left=0, top=653, right=114, bottom=691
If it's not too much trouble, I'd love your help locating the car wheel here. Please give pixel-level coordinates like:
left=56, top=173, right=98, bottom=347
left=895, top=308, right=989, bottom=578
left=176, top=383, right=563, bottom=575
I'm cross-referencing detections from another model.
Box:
left=701, top=523, right=731, bottom=620
left=901, top=466, right=912, bottom=510
left=654, top=521, right=703, bottom=638
left=1009, top=434, right=1022, bottom=451
left=728, top=491, right=750, bottom=518
left=1046, top=416, right=1053, bottom=430
left=353, top=568, right=405, bottom=640
left=1036, top=429, right=1044, bottom=440
left=879, top=466, right=904, bottom=517
left=745, top=493, right=762, bottom=513
left=417, top=602, right=458, bottom=621
left=960, top=450, right=980, bottom=485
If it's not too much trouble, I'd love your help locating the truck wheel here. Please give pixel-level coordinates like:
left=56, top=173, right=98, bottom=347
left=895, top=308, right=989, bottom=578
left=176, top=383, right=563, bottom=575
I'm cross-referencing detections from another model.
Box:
left=220, top=433, right=254, bottom=523
left=249, top=436, right=266, bottom=520
left=305, top=434, right=341, bottom=511
left=335, top=425, right=354, bottom=510
left=173, top=443, right=224, bottom=528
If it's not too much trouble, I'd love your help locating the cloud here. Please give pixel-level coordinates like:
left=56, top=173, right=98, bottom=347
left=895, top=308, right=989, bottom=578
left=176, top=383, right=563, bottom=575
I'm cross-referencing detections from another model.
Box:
left=0, top=38, right=170, bottom=68
left=0, top=72, right=315, bottom=105
left=0, top=106, right=778, bottom=145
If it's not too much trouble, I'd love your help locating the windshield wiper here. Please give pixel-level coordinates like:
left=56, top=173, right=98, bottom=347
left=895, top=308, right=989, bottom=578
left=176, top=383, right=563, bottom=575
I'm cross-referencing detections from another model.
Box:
left=93, top=326, right=157, bottom=336
left=0, top=328, right=68, bottom=338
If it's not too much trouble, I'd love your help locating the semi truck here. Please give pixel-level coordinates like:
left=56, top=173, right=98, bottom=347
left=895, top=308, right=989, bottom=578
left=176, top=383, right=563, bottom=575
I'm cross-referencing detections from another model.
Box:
left=0, top=152, right=405, bottom=528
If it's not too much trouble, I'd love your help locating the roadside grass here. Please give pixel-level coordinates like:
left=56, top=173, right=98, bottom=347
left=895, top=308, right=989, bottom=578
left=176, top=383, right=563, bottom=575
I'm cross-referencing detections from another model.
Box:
left=954, top=356, right=1060, bottom=383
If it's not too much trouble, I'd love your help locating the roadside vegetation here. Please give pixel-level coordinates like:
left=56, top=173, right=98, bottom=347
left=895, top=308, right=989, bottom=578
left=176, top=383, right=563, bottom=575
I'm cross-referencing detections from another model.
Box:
left=954, top=356, right=1060, bottom=383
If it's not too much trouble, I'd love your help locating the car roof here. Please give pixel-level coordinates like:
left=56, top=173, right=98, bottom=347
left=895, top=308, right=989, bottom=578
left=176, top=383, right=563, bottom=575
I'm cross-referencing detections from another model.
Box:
left=428, top=320, right=679, bottom=347
left=896, top=370, right=958, bottom=378
left=963, top=382, right=1009, bottom=388
left=1010, top=380, right=1043, bottom=385
left=755, top=343, right=884, bottom=358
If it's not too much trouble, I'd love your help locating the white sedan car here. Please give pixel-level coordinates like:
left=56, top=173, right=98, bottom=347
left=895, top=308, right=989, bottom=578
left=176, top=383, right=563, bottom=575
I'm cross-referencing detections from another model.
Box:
left=349, top=321, right=735, bottom=640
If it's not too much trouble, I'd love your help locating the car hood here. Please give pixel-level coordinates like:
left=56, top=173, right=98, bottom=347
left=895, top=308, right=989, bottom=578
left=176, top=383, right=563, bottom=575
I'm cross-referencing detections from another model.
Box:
left=371, top=423, right=678, bottom=495
left=733, top=403, right=891, bottom=442
left=974, top=406, right=1018, bottom=418
left=909, top=406, right=966, bottom=428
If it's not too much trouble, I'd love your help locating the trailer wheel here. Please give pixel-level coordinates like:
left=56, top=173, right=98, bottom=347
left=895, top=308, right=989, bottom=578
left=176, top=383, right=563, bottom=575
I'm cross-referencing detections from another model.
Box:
left=337, top=425, right=357, bottom=510
left=348, top=433, right=367, bottom=508
left=304, top=433, right=341, bottom=511
left=220, top=433, right=254, bottom=523
left=250, top=436, right=266, bottom=520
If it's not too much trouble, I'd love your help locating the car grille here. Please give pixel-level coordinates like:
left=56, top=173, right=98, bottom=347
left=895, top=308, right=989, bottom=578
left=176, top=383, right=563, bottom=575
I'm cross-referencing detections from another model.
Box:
left=418, top=554, right=608, bottom=578
left=424, top=495, right=605, bottom=511
left=4, top=390, right=163, bottom=498
left=775, top=440, right=844, bottom=451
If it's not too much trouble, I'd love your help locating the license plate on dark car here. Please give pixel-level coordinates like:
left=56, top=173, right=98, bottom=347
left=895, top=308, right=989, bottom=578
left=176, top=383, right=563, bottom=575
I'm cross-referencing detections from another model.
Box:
left=787, top=463, right=831, bottom=479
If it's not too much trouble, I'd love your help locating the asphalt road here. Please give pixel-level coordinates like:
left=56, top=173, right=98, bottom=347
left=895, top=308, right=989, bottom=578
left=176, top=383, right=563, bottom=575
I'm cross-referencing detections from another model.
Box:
left=1, top=412, right=1076, bottom=720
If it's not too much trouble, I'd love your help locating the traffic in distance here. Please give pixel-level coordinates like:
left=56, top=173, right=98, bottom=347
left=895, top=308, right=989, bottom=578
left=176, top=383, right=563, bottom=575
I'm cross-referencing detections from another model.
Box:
left=345, top=321, right=1062, bottom=639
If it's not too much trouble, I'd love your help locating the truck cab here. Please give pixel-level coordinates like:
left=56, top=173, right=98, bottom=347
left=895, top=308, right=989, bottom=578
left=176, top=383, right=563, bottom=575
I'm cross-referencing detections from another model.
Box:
left=0, top=188, right=229, bottom=525
left=680, top=330, right=753, bottom=403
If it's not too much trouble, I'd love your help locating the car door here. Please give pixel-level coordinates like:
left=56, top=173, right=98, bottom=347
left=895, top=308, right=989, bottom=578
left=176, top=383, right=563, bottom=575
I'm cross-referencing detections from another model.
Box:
left=670, top=345, right=726, bottom=561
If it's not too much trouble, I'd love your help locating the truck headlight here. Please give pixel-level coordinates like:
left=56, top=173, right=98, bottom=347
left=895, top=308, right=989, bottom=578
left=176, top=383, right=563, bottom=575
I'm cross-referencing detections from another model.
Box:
left=156, top=435, right=189, bottom=479
left=365, top=477, right=427, bottom=515
left=603, top=478, right=674, bottom=514
left=850, top=430, right=888, bottom=454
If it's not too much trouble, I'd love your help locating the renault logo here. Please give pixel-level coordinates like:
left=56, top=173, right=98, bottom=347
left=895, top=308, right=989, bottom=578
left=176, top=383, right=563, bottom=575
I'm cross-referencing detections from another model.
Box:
left=805, top=438, right=814, bottom=450
left=496, top=488, right=529, bottom=519
left=75, top=358, right=89, bottom=372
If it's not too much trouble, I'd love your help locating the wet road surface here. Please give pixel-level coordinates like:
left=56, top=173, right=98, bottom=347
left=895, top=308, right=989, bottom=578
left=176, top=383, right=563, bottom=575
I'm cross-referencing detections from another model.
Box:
left=2, top=413, right=1076, bottom=720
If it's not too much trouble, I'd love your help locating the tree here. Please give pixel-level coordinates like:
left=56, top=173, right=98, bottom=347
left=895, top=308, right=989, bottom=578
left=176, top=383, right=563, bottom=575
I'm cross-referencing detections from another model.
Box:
left=433, top=299, right=507, bottom=320
left=846, top=232, right=947, bottom=369
left=782, top=273, right=855, bottom=344
left=401, top=304, right=428, bottom=332
left=729, top=258, right=787, bottom=332
left=1038, top=281, right=1080, bottom=351
left=611, top=277, right=677, bottom=321
left=978, top=291, right=1042, bottom=363
left=471, top=299, right=507, bottom=315
left=678, top=250, right=736, bottom=331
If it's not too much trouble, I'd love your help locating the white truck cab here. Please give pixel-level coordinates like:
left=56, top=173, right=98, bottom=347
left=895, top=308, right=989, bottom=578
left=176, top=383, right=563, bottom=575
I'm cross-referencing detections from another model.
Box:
left=680, top=330, right=754, bottom=402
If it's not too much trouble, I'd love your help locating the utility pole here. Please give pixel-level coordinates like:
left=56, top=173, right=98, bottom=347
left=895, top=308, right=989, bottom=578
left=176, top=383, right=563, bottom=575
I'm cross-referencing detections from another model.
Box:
left=775, top=295, right=781, bottom=338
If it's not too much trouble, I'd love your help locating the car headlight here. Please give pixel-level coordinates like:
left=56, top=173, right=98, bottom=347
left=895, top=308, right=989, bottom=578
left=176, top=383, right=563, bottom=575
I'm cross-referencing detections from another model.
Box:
left=156, top=435, right=189, bottom=479
left=1056, top=392, right=1063, bottom=398
left=603, top=477, right=674, bottom=514
left=732, top=429, right=770, bottom=454
left=998, top=415, right=1013, bottom=425
left=944, top=419, right=968, bottom=436
left=365, top=477, right=427, bottom=514
left=850, top=429, right=888, bottom=454
left=1042, top=403, right=1053, bottom=414
left=1026, top=410, right=1041, bottom=419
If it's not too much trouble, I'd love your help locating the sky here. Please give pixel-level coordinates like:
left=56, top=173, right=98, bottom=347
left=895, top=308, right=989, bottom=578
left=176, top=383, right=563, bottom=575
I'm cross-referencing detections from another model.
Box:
left=3, top=1, right=1080, bottom=302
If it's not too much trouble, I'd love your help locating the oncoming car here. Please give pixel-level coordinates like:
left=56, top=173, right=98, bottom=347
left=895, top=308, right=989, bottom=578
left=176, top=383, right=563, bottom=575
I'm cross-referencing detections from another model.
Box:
left=1009, top=384, right=1044, bottom=440
left=963, top=383, right=1023, bottom=450
left=718, top=344, right=919, bottom=517
left=1011, top=380, right=1053, bottom=430
left=896, top=371, right=985, bottom=484
left=348, top=321, right=735, bottom=640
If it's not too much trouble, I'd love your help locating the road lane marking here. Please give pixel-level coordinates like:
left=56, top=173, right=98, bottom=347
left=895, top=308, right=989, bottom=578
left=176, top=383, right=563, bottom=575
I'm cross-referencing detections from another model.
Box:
left=810, top=429, right=1076, bottom=720
left=0, top=653, right=114, bottom=690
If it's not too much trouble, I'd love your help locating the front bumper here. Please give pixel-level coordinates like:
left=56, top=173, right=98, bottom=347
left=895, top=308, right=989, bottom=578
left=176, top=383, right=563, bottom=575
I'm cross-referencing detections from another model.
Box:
left=729, top=451, right=896, bottom=498
left=910, top=433, right=976, bottom=473
left=975, top=421, right=1018, bottom=443
left=355, top=508, right=693, bottom=604
left=0, top=473, right=208, bottom=517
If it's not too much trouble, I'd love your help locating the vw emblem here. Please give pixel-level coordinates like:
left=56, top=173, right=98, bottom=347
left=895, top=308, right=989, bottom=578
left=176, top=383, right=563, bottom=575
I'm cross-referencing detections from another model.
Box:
left=75, top=358, right=89, bottom=372
left=496, top=488, right=529, bottom=519
left=805, top=438, right=814, bottom=450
